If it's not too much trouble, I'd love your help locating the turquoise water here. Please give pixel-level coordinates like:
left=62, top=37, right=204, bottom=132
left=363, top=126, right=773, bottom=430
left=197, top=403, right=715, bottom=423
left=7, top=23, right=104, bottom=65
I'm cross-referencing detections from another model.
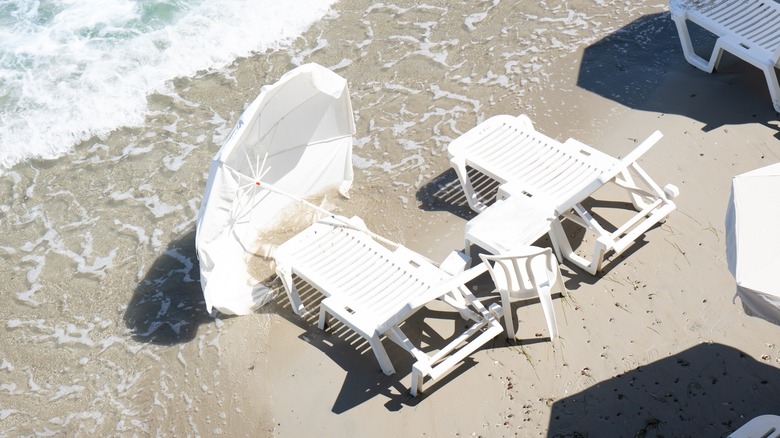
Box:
left=0, top=0, right=337, bottom=168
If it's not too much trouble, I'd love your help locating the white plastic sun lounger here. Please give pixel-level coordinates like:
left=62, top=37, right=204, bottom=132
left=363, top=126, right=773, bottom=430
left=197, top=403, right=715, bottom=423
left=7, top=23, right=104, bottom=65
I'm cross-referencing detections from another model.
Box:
left=670, top=0, right=780, bottom=112
left=274, top=216, right=503, bottom=396
left=728, top=414, right=780, bottom=438
left=448, top=115, right=679, bottom=274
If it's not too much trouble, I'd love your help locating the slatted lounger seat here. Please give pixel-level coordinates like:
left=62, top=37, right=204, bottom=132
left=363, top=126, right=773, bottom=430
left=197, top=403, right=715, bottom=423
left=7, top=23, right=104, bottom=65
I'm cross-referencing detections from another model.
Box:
left=670, top=0, right=780, bottom=112
left=274, top=216, right=504, bottom=396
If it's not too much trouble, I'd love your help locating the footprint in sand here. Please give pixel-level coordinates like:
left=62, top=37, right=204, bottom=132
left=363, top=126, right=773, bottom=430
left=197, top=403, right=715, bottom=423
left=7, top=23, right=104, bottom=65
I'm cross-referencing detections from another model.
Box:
left=686, top=320, right=703, bottom=332
left=645, top=347, right=660, bottom=362
left=621, top=355, right=639, bottom=373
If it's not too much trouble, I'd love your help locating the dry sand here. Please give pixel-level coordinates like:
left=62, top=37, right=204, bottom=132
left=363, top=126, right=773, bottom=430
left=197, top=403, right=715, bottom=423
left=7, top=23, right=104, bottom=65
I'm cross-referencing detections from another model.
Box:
left=220, top=6, right=780, bottom=438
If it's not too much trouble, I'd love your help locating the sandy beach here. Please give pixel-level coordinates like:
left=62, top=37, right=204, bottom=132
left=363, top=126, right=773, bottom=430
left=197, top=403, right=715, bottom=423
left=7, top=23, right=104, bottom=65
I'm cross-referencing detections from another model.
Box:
left=2, top=0, right=780, bottom=436
left=245, top=2, right=780, bottom=437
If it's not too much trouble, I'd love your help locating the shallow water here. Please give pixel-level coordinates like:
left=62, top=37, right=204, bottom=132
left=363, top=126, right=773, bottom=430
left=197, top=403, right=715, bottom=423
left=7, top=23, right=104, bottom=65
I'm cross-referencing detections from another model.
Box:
left=0, top=0, right=675, bottom=434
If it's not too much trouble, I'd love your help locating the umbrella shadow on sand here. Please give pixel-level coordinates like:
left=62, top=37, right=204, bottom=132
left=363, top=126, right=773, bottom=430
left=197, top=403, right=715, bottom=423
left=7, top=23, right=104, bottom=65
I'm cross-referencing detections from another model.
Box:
left=548, top=342, right=780, bottom=437
left=124, top=228, right=212, bottom=345
left=578, top=11, right=780, bottom=133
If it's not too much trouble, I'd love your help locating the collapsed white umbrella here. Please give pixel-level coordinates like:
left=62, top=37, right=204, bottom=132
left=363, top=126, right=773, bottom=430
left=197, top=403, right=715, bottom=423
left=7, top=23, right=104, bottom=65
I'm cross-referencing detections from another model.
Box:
left=726, top=161, right=780, bottom=325
left=196, top=63, right=356, bottom=315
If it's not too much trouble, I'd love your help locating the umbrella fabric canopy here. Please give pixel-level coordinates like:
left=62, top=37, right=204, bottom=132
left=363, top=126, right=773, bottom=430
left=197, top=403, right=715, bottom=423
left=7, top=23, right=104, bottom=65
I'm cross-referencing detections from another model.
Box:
left=726, top=162, right=780, bottom=325
left=196, top=63, right=355, bottom=315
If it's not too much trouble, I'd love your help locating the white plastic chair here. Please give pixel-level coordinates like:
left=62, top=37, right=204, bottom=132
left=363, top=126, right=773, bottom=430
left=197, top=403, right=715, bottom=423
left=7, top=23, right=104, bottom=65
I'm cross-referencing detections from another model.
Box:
left=669, top=0, right=780, bottom=113
left=479, top=247, right=565, bottom=340
left=449, top=114, right=678, bottom=274
left=728, top=414, right=780, bottom=438
left=274, top=216, right=504, bottom=396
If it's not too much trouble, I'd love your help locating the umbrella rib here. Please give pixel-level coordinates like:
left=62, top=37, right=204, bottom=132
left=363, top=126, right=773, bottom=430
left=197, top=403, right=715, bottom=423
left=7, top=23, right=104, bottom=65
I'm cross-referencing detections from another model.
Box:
left=244, top=146, right=257, bottom=180
left=258, top=152, right=268, bottom=180
left=253, top=152, right=268, bottom=181
left=257, top=153, right=271, bottom=181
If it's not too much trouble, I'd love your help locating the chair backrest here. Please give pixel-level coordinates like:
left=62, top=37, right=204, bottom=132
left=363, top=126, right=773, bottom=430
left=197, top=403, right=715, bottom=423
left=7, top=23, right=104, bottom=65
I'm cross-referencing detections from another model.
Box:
left=479, top=247, right=559, bottom=300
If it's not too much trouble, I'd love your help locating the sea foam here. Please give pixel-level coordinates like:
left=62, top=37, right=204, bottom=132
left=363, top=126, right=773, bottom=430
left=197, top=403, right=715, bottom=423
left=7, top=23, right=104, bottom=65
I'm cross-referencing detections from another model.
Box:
left=0, top=0, right=337, bottom=169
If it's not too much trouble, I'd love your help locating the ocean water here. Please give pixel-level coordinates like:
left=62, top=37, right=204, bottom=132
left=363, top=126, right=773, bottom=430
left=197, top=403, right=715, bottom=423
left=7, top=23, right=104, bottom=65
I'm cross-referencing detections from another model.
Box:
left=0, top=0, right=675, bottom=434
left=0, top=0, right=338, bottom=169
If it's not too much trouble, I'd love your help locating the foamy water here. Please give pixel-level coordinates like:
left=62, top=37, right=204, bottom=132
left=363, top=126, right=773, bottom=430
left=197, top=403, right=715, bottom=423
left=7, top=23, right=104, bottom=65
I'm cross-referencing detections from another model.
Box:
left=0, top=0, right=338, bottom=169
left=0, top=0, right=676, bottom=434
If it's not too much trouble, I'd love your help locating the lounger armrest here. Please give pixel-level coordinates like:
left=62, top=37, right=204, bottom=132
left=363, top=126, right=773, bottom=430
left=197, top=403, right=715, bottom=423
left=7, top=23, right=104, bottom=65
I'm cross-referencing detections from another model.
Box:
left=393, top=246, right=440, bottom=274
left=378, top=263, right=490, bottom=333
left=600, top=130, right=663, bottom=184
left=620, top=130, right=663, bottom=166
left=405, top=263, right=488, bottom=311
left=561, top=138, right=614, bottom=162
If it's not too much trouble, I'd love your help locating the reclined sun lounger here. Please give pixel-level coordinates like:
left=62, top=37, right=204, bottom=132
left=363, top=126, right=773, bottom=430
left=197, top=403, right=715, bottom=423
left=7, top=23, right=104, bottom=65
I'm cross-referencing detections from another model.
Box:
left=449, top=115, right=679, bottom=274
left=670, top=0, right=780, bottom=112
left=274, top=216, right=503, bottom=396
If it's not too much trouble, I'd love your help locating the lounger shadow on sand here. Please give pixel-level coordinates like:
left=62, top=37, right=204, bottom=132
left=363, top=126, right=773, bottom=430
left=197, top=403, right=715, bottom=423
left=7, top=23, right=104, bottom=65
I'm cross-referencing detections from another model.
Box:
left=576, top=11, right=780, bottom=131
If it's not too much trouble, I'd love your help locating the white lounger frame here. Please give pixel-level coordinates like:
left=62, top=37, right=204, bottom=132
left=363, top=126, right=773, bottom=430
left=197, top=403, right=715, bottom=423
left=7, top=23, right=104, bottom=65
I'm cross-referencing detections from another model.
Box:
left=274, top=217, right=503, bottom=396
left=449, top=115, right=678, bottom=275
left=670, top=0, right=780, bottom=112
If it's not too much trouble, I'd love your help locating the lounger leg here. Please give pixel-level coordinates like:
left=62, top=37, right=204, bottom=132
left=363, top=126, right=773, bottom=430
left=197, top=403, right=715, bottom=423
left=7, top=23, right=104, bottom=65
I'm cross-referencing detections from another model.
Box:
left=464, top=238, right=474, bottom=265
left=410, top=365, right=425, bottom=397
left=708, top=40, right=726, bottom=72
left=591, top=238, right=608, bottom=275
left=550, top=215, right=601, bottom=275
left=762, top=64, right=780, bottom=113
left=320, top=297, right=397, bottom=375
left=317, top=306, right=329, bottom=330
left=368, top=335, right=396, bottom=375
left=450, top=157, right=487, bottom=213
left=276, top=266, right=307, bottom=316
left=672, top=17, right=720, bottom=73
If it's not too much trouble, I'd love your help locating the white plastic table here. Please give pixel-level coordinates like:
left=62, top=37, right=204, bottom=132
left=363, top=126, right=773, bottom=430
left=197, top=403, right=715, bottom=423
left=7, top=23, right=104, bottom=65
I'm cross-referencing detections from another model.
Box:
left=464, top=190, right=554, bottom=258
